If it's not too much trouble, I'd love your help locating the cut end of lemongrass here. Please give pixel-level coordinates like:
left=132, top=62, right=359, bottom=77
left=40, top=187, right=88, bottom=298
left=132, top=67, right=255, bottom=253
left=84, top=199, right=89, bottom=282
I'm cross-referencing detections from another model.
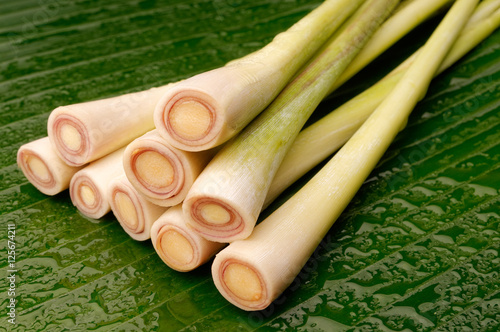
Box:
left=168, top=99, right=214, bottom=141
left=223, top=263, right=263, bottom=302
left=125, top=142, right=185, bottom=206
left=60, top=123, right=83, bottom=151
left=113, top=191, right=139, bottom=230
left=80, top=184, right=97, bottom=207
left=17, top=137, right=82, bottom=196
left=23, top=153, right=51, bottom=183
left=109, top=175, right=166, bottom=241
left=199, top=203, right=232, bottom=225
left=48, top=111, right=89, bottom=166
left=70, top=175, right=105, bottom=219
left=134, top=150, right=175, bottom=189
left=155, top=225, right=196, bottom=271
left=18, top=150, right=54, bottom=190
left=151, top=205, right=227, bottom=271
left=183, top=196, right=249, bottom=242
left=214, top=258, right=268, bottom=310
left=155, top=88, right=222, bottom=151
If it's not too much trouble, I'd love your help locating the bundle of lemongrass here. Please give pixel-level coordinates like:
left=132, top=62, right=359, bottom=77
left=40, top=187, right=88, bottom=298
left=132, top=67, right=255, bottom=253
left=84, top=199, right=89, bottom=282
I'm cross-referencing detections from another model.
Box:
left=17, top=0, right=500, bottom=311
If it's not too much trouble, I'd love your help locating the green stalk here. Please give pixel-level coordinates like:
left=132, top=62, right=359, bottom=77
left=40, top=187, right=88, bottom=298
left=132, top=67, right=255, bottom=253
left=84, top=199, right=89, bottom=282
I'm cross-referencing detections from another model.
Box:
left=465, top=0, right=500, bottom=28
left=153, top=0, right=365, bottom=151
left=328, top=0, right=453, bottom=92
left=212, top=0, right=479, bottom=311
left=183, top=0, right=400, bottom=243
left=266, top=2, right=500, bottom=205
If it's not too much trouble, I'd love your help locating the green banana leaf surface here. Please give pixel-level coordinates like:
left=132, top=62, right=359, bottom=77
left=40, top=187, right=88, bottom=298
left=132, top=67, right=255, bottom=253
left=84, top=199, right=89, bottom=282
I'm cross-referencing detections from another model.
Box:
left=1, top=0, right=499, bottom=331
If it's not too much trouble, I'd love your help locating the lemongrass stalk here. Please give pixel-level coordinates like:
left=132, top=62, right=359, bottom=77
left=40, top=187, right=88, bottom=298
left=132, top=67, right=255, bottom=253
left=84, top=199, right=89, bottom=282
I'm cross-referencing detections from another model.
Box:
left=465, top=0, right=500, bottom=29
left=328, top=0, right=453, bottom=92
left=16, top=137, right=84, bottom=195
left=266, top=4, right=500, bottom=205
left=123, top=130, right=216, bottom=207
left=150, top=205, right=225, bottom=272
left=108, top=175, right=167, bottom=241
left=48, top=84, right=175, bottom=166
left=69, top=148, right=126, bottom=219
left=153, top=0, right=365, bottom=152
left=158, top=3, right=499, bottom=273
left=183, top=0, right=400, bottom=243
left=212, top=0, right=478, bottom=311
left=151, top=1, right=499, bottom=274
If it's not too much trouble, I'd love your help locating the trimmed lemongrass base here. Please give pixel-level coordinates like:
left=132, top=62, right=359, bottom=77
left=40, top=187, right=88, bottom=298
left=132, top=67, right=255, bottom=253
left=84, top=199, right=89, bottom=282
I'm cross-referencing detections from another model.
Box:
left=123, top=130, right=216, bottom=207
left=108, top=175, right=167, bottom=241
left=154, top=0, right=364, bottom=151
left=17, top=137, right=84, bottom=195
left=265, top=3, right=500, bottom=206
left=48, top=84, right=174, bottom=166
left=183, top=0, right=399, bottom=243
left=150, top=205, right=225, bottom=272
left=212, top=0, right=478, bottom=311
left=69, top=148, right=126, bottom=219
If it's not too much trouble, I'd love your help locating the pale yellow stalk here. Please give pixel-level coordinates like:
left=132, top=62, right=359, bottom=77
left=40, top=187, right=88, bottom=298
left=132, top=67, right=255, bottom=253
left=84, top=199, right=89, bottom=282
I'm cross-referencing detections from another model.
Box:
left=154, top=0, right=365, bottom=151
left=123, top=130, right=216, bottom=207
left=212, top=0, right=478, bottom=311
left=108, top=175, right=167, bottom=241
left=150, top=205, right=225, bottom=272
left=465, top=0, right=500, bottom=29
left=17, top=137, right=84, bottom=195
left=48, top=84, right=174, bottom=166
left=69, top=148, right=126, bottom=219
left=329, top=0, right=453, bottom=92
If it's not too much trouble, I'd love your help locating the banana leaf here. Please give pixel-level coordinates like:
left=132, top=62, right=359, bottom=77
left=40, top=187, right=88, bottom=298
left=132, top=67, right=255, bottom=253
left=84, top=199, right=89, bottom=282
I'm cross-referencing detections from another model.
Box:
left=0, top=0, right=499, bottom=331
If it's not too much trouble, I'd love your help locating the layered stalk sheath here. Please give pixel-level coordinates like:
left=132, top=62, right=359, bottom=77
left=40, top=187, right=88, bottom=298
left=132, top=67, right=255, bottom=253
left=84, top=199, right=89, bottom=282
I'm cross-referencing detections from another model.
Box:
left=212, top=0, right=478, bottom=311
left=266, top=2, right=500, bottom=205
left=183, top=0, right=400, bottom=243
left=48, top=84, right=174, bottom=166
left=17, top=137, right=84, bottom=195
left=123, top=130, right=215, bottom=207
left=70, top=148, right=126, bottom=219
left=154, top=0, right=365, bottom=151
left=150, top=205, right=225, bottom=272
left=108, top=175, right=167, bottom=241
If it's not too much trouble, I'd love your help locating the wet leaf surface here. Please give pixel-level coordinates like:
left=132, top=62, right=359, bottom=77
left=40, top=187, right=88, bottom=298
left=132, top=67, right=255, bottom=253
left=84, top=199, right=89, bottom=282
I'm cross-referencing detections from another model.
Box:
left=0, top=0, right=499, bottom=331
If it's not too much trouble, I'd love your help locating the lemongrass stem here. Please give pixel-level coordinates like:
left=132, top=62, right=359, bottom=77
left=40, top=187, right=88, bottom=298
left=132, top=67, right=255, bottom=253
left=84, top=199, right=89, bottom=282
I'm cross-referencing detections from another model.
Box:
left=123, top=130, right=216, bottom=207
left=183, top=0, right=400, bottom=243
left=69, top=148, right=126, bottom=219
left=108, top=175, right=167, bottom=241
left=266, top=3, right=500, bottom=205
left=17, top=137, right=84, bottom=195
left=211, top=0, right=478, bottom=311
left=48, top=84, right=174, bottom=166
left=155, top=3, right=499, bottom=273
left=329, top=0, right=453, bottom=92
left=154, top=0, right=365, bottom=151
left=150, top=205, right=226, bottom=272
left=465, top=0, right=500, bottom=29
